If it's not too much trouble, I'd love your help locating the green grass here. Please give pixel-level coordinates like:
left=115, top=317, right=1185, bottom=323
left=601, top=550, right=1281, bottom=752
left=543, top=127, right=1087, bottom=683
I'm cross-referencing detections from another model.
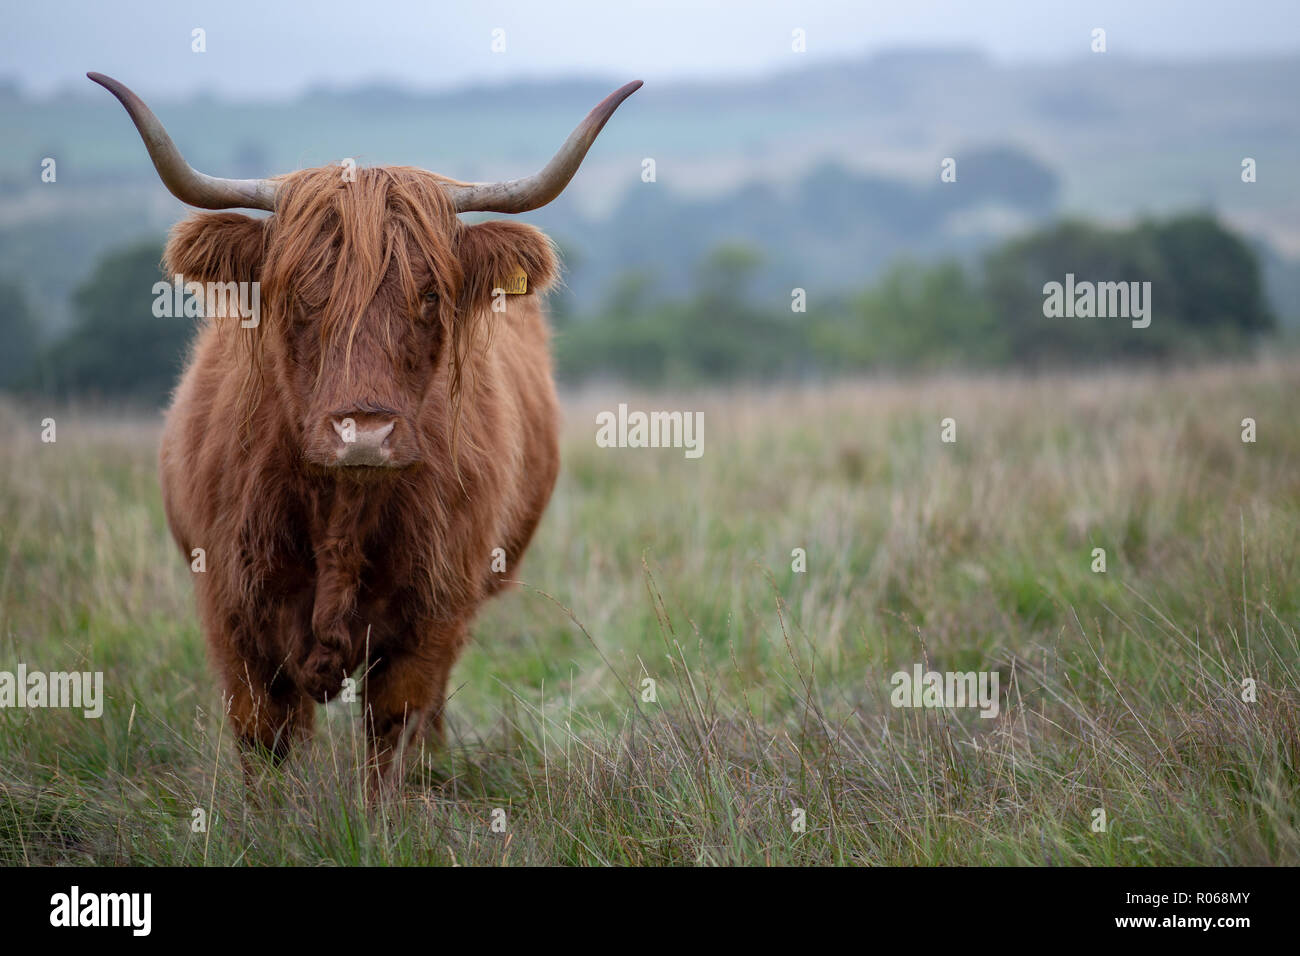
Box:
left=1, top=358, right=1298, bottom=865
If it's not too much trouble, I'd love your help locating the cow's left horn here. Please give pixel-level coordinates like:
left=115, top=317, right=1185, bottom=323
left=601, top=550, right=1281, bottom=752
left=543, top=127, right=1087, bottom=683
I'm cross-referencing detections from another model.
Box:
left=446, top=80, right=642, bottom=214
left=88, top=72, right=278, bottom=211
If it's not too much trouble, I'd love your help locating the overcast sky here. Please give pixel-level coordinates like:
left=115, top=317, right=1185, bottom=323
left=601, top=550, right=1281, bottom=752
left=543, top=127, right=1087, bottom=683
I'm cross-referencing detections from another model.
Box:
left=6, top=0, right=1299, bottom=99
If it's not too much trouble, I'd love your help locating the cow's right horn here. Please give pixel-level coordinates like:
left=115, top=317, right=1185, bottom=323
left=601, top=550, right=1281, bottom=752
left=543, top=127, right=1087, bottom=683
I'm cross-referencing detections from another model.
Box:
left=88, top=72, right=279, bottom=211
left=446, top=80, right=642, bottom=214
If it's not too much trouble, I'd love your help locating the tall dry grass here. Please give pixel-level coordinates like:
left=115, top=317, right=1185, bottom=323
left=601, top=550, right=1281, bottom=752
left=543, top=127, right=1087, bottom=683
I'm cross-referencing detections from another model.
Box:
left=0, top=358, right=1296, bottom=864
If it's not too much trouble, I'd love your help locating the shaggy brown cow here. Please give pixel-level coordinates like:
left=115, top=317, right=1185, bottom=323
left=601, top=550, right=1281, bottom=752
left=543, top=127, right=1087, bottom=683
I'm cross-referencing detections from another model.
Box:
left=90, top=72, right=640, bottom=788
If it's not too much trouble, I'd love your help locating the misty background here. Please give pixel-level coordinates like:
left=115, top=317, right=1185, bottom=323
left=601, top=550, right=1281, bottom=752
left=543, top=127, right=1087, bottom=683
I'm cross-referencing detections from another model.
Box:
left=1, top=0, right=1297, bottom=402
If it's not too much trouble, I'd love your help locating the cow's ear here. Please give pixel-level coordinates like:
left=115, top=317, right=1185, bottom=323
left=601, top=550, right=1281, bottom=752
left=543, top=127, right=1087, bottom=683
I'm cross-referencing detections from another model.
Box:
left=163, top=212, right=267, bottom=284
left=456, top=220, right=558, bottom=310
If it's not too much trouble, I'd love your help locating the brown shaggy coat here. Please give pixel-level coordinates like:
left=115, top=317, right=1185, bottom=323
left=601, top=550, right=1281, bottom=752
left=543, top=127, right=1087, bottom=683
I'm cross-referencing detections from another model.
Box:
left=159, top=166, right=560, bottom=785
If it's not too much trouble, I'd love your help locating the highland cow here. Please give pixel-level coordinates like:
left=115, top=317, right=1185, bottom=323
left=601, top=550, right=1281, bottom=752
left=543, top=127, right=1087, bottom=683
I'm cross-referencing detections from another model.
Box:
left=90, top=72, right=640, bottom=788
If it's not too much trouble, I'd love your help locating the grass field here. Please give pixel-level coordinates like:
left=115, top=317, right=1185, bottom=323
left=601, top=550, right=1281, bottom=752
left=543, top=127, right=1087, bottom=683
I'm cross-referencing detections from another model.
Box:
left=1, top=358, right=1297, bottom=866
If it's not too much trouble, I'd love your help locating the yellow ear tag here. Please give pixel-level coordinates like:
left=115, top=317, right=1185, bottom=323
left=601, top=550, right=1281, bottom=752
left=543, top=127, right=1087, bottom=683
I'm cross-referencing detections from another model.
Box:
left=499, top=267, right=528, bottom=295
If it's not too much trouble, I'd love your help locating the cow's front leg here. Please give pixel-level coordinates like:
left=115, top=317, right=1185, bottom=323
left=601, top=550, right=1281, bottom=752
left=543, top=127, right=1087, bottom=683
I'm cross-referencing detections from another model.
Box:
left=218, top=647, right=315, bottom=777
left=362, top=620, right=466, bottom=793
left=300, top=493, right=366, bottom=701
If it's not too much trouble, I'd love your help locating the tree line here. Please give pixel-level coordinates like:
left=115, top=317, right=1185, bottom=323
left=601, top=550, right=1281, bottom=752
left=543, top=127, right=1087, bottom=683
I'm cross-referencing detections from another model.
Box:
left=0, top=212, right=1278, bottom=406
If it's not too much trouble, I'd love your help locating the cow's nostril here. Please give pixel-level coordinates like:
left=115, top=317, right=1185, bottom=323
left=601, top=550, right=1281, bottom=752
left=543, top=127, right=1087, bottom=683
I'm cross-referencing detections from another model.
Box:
left=326, top=416, right=398, bottom=465
left=329, top=417, right=395, bottom=439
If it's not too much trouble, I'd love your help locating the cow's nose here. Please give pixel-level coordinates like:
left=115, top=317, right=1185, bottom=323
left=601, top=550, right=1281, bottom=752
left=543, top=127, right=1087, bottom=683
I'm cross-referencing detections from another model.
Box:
left=329, top=415, right=396, bottom=466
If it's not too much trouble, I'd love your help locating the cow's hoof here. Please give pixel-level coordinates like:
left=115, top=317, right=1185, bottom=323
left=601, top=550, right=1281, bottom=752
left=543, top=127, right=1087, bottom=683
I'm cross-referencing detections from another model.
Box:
left=297, top=645, right=348, bottom=702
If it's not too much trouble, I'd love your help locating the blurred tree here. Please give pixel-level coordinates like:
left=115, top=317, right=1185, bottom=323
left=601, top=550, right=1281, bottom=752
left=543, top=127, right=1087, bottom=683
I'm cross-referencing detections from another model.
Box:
left=812, top=259, right=1003, bottom=371
left=37, top=238, right=190, bottom=405
left=602, top=270, right=659, bottom=319
left=983, top=215, right=1272, bottom=365
left=692, top=243, right=764, bottom=306
left=1142, top=213, right=1275, bottom=334
left=0, top=278, right=39, bottom=391
left=985, top=219, right=1175, bottom=364
left=558, top=243, right=805, bottom=385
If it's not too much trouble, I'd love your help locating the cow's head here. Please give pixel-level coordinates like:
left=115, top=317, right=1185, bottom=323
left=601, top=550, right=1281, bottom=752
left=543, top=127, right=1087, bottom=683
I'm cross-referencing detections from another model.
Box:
left=89, top=72, right=640, bottom=473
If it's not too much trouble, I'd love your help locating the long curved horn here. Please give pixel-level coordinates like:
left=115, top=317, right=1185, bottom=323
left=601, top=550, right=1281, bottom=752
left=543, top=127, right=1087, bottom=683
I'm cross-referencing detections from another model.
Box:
left=446, top=80, right=642, bottom=214
left=87, top=72, right=278, bottom=211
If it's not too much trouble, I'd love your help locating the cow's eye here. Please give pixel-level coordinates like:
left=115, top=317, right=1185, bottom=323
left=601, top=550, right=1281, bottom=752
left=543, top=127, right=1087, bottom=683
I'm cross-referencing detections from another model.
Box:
left=422, top=290, right=439, bottom=306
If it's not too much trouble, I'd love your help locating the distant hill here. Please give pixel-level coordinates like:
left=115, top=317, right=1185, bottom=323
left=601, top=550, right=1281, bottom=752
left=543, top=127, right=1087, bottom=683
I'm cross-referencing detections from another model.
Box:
left=1, top=48, right=1297, bottom=333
